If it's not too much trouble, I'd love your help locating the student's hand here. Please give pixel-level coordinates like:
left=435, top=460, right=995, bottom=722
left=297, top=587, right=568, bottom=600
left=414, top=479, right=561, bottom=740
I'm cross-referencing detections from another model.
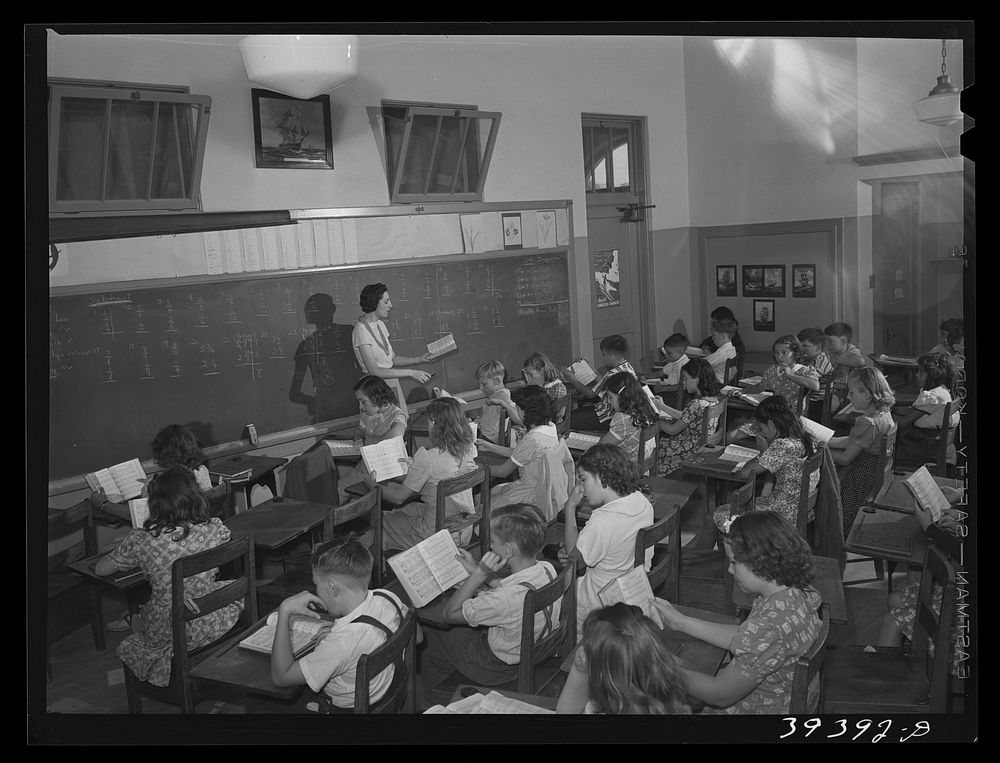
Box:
left=454, top=548, right=480, bottom=575
left=365, top=470, right=379, bottom=486
left=565, top=483, right=586, bottom=513
left=409, top=369, right=433, bottom=383
left=476, top=439, right=496, bottom=453
left=477, top=550, right=510, bottom=576
left=736, top=464, right=753, bottom=481
left=417, top=352, right=434, bottom=364
left=914, top=503, right=934, bottom=532
left=648, top=597, right=687, bottom=631
left=352, top=436, right=365, bottom=448
left=279, top=590, right=325, bottom=619
left=939, top=486, right=964, bottom=505
left=556, top=544, right=572, bottom=567
left=484, top=397, right=502, bottom=408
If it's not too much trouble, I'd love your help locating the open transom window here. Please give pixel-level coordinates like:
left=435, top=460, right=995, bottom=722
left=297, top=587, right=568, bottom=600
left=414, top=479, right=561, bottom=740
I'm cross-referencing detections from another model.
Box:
left=48, top=80, right=211, bottom=214
left=382, top=101, right=501, bottom=204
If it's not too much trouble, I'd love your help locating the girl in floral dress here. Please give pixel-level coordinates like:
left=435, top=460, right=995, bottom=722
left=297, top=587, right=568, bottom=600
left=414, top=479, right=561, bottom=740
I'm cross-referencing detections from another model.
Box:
left=656, top=358, right=721, bottom=477
left=95, top=467, right=244, bottom=687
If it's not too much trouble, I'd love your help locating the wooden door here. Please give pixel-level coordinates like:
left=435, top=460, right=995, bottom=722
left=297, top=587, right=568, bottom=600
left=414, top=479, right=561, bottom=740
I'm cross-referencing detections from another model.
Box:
left=874, top=182, right=920, bottom=356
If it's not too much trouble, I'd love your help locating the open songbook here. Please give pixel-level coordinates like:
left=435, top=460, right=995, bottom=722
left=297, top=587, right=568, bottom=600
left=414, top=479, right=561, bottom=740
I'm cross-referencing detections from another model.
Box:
left=239, top=612, right=333, bottom=659
left=718, top=444, right=760, bottom=469
left=875, top=354, right=919, bottom=365
left=736, top=391, right=774, bottom=406
left=424, top=690, right=554, bottom=715
left=685, top=346, right=706, bottom=357
left=738, top=375, right=763, bottom=386
left=361, top=436, right=409, bottom=482
left=83, top=458, right=146, bottom=503
left=325, top=439, right=361, bottom=458
left=427, top=333, right=458, bottom=359
left=902, top=465, right=950, bottom=523
left=569, top=359, right=597, bottom=386
left=387, top=529, right=470, bottom=608
left=642, top=384, right=674, bottom=419
left=433, top=387, right=468, bottom=405
left=128, top=497, right=150, bottom=528
left=598, top=565, right=654, bottom=617
left=721, top=385, right=742, bottom=396
left=800, top=416, right=835, bottom=444
left=565, top=431, right=601, bottom=452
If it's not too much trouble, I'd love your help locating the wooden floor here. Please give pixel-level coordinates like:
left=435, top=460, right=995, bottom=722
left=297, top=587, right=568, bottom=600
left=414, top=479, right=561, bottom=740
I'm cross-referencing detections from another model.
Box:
left=43, top=493, right=905, bottom=716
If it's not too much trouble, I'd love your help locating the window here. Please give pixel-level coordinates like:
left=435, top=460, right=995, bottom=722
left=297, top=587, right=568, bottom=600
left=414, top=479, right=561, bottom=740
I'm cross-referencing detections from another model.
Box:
left=382, top=101, right=501, bottom=204
left=582, top=121, right=633, bottom=194
left=48, top=80, right=211, bottom=214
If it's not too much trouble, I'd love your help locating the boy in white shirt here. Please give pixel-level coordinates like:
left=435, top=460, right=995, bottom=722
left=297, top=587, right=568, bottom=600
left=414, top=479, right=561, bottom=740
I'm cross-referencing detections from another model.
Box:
left=269, top=536, right=407, bottom=711
left=418, top=503, right=561, bottom=705
left=656, top=333, right=690, bottom=388
left=559, top=444, right=654, bottom=634
left=475, top=359, right=513, bottom=444
left=705, top=318, right=738, bottom=384
left=561, top=334, right=636, bottom=432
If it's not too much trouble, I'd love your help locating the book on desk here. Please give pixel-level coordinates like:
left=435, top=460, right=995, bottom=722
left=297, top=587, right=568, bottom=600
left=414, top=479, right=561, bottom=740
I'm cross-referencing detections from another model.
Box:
left=239, top=612, right=334, bottom=659
left=718, top=444, right=760, bottom=469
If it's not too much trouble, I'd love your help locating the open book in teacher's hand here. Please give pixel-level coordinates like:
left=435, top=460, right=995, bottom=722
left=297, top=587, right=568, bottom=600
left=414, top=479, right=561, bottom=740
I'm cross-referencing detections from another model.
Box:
left=568, top=359, right=597, bottom=386
left=360, top=436, right=409, bottom=482
left=83, top=458, right=146, bottom=503
left=387, top=529, right=470, bottom=608
left=239, top=612, right=333, bottom=659
left=427, top=333, right=458, bottom=359
left=598, top=565, right=654, bottom=617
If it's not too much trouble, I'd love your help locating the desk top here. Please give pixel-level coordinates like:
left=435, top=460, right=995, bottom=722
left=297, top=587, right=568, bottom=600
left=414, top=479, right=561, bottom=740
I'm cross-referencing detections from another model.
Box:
left=679, top=445, right=753, bottom=482
left=224, top=498, right=328, bottom=550
left=208, top=454, right=287, bottom=480
left=68, top=553, right=147, bottom=590
left=447, top=684, right=558, bottom=712
left=846, top=507, right=928, bottom=566
left=872, top=472, right=964, bottom=514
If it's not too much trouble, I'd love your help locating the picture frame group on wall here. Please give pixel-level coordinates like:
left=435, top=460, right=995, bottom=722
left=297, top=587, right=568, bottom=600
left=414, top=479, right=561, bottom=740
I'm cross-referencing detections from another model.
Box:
left=792, top=264, right=816, bottom=297
left=251, top=88, right=334, bottom=170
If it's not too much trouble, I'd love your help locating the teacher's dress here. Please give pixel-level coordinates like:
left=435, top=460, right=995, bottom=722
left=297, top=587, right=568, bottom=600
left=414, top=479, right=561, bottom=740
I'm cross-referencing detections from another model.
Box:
left=352, top=318, right=409, bottom=416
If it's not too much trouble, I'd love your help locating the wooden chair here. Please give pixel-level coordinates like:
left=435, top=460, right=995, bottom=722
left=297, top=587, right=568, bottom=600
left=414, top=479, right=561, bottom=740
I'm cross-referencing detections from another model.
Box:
left=700, top=396, right=729, bottom=447
left=352, top=606, right=418, bottom=714
left=434, top=465, right=492, bottom=559
left=844, top=433, right=897, bottom=588
left=122, top=534, right=258, bottom=713
left=553, top=395, right=572, bottom=440
left=634, top=507, right=681, bottom=601
left=204, top=481, right=235, bottom=521
left=894, top=400, right=959, bottom=478
left=48, top=500, right=104, bottom=681
left=791, top=386, right=808, bottom=417
left=495, top=405, right=510, bottom=448
left=817, top=373, right=836, bottom=428
left=255, top=488, right=384, bottom=614
left=823, top=545, right=958, bottom=714
left=794, top=448, right=824, bottom=541
left=723, top=355, right=739, bottom=385
left=788, top=617, right=830, bottom=714
left=735, top=351, right=745, bottom=384
left=636, top=421, right=660, bottom=478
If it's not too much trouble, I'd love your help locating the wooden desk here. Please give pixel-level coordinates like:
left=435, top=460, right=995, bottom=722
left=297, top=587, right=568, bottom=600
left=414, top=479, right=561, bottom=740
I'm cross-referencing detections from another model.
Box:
left=872, top=472, right=963, bottom=514
left=448, top=684, right=557, bottom=712
left=845, top=507, right=928, bottom=567
left=68, top=553, right=150, bottom=615
left=208, top=454, right=287, bottom=506
left=224, top=498, right=328, bottom=551
left=344, top=477, right=409, bottom=508
left=678, top=444, right=754, bottom=508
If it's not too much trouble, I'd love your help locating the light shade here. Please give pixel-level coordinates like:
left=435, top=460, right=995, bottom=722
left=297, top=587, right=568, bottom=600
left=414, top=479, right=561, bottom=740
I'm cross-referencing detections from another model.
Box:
left=239, top=35, right=359, bottom=100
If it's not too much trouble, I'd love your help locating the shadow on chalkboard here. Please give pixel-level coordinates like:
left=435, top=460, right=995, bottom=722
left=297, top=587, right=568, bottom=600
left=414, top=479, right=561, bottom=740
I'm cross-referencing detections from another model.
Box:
left=186, top=421, right=218, bottom=449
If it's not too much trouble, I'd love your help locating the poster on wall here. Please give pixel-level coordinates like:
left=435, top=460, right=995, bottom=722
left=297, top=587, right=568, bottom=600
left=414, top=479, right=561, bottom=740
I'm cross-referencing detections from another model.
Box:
left=594, top=249, right=621, bottom=308
left=762, top=265, right=786, bottom=297
left=742, top=266, right=764, bottom=296
left=753, top=300, right=775, bottom=332
left=792, top=264, right=816, bottom=297
left=716, top=265, right=737, bottom=297
left=502, top=213, right=522, bottom=250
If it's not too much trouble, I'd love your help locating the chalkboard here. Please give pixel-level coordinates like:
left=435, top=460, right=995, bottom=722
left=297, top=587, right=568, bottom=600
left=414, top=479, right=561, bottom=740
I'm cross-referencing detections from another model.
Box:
left=48, top=251, right=572, bottom=481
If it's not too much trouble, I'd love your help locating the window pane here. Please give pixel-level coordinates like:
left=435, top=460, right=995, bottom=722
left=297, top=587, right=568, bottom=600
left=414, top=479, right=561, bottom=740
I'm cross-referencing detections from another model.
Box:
left=461, top=117, right=486, bottom=193
left=582, top=126, right=594, bottom=192
left=399, top=114, right=441, bottom=194
left=151, top=103, right=195, bottom=199
left=427, top=115, right=462, bottom=193
left=56, top=97, right=107, bottom=201
left=382, top=105, right=407, bottom=193
left=612, top=127, right=630, bottom=191
left=592, top=127, right=609, bottom=191
left=107, top=99, right=155, bottom=200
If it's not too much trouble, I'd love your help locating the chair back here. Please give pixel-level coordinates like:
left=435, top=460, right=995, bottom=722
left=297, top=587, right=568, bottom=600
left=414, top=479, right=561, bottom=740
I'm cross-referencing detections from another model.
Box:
left=730, top=472, right=757, bottom=515
left=934, top=400, right=958, bottom=477
left=353, top=606, right=418, bottom=714
left=735, top=351, right=745, bottom=384
left=283, top=440, right=340, bottom=508
left=169, top=534, right=258, bottom=712
left=435, top=465, right=492, bottom=557
left=637, top=421, right=660, bottom=478
left=789, top=617, right=830, bottom=714
left=723, top=356, right=739, bottom=385
left=204, top=481, right=234, bottom=521
left=870, top=433, right=895, bottom=502
left=794, top=447, right=824, bottom=539
left=534, top=441, right=575, bottom=523
left=634, top=507, right=679, bottom=597
left=911, top=545, right=957, bottom=712
left=791, top=387, right=808, bottom=417
left=553, top=395, right=572, bottom=439
left=517, top=561, right=577, bottom=693
left=495, top=405, right=510, bottom=448
left=324, top=486, right=384, bottom=587
left=48, top=500, right=96, bottom=573
left=700, top=396, right=729, bottom=447
left=818, top=374, right=836, bottom=428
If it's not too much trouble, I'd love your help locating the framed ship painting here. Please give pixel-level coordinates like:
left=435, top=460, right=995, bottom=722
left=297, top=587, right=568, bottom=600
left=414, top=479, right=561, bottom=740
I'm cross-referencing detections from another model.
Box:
left=716, top=265, right=737, bottom=297
left=792, top=264, right=816, bottom=297
left=753, top=299, right=775, bottom=332
left=252, top=89, right=334, bottom=170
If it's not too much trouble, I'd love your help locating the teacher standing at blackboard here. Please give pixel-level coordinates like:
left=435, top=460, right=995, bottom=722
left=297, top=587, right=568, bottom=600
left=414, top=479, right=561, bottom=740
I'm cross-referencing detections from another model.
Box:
left=352, top=283, right=433, bottom=414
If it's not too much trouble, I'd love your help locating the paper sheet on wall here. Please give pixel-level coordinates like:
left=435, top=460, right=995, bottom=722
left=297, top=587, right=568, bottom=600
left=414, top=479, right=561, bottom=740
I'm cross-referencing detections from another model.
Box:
left=279, top=226, right=299, bottom=270
left=203, top=232, right=224, bottom=275
left=296, top=223, right=316, bottom=268
left=342, top=218, right=359, bottom=264
left=260, top=227, right=281, bottom=270
left=536, top=210, right=557, bottom=249
left=461, top=214, right=485, bottom=253
left=222, top=230, right=243, bottom=273
left=327, top=220, right=346, bottom=265
left=241, top=230, right=262, bottom=272
left=311, top=220, right=332, bottom=267
left=356, top=215, right=462, bottom=261
left=481, top=212, right=503, bottom=252
left=555, top=208, right=570, bottom=246
left=520, top=210, right=538, bottom=249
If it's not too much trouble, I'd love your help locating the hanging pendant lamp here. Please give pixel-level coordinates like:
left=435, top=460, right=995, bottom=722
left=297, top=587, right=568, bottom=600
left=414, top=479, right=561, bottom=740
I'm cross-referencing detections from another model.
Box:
left=913, top=39, right=962, bottom=127
left=239, top=35, right=359, bottom=100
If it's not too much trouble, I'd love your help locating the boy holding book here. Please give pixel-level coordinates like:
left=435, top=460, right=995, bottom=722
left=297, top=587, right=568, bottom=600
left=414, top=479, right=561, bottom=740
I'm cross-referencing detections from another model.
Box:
left=269, top=536, right=407, bottom=711
left=561, top=335, right=636, bottom=432
left=418, top=503, right=560, bottom=704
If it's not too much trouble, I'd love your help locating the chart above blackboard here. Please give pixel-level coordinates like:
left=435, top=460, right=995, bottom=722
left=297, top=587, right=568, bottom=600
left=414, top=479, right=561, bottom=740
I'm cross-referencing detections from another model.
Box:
left=48, top=250, right=572, bottom=482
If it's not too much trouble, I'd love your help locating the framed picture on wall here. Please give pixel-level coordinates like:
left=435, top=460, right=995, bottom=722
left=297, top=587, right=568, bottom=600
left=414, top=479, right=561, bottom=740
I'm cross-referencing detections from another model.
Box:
left=251, top=89, right=334, bottom=170
left=792, top=264, right=816, bottom=297
left=762, top=265, right=786, bottom=297
left=502, top=213, right=523, bottom=250
left=753, top=299, right=775, bottom=332
left=742, top=266, right=764, bottom=296
left=716, top=265, right=737, bottom=297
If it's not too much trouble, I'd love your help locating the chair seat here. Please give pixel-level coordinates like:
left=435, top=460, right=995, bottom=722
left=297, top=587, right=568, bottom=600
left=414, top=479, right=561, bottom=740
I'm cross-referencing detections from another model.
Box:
left=823, top=645, right=933, bottom=713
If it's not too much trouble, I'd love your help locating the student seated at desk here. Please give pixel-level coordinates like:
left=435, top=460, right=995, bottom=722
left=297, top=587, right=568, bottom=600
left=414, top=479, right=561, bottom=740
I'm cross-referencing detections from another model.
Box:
left=655, top=358, right=722, bottom=478
left=375, top=397, right=478, bottom=552
left=745, top=334, right=820, bottom=407
left=649, top=512, right=821, bottom=715
left=479, top=385, right=559, bottom=510
left=704, top=318, right=738, bottom=385
left=556, top=603, right=690, bottom=715
left=474, top=360, right=513, bottom=444
left=337, top=375, right=409, bottom=493
left=650, top=332, right=690, bottom=396
left=559, top=335, right=636, bottom=433
left=269, top=536, right=407, bottom=712
left=418, top=503, right=559, bottom=704
left=522, top=352, right=568, bottom=424
left=699, top=307, right=745, bottom=357
left=559, top=445, right=654, bottom=634
left=893, top=353, right=961, bottom=469
left=797, top=327, right=834, bottom=421
left=93, top=467, right=244, bottom=686
left=929, top=318, right=965, bottom=371
left=595, top=372, right=658, bottom=466
left=826, top=368, right=897, bottom=538
left=824, top=322, right=867, bottom=410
